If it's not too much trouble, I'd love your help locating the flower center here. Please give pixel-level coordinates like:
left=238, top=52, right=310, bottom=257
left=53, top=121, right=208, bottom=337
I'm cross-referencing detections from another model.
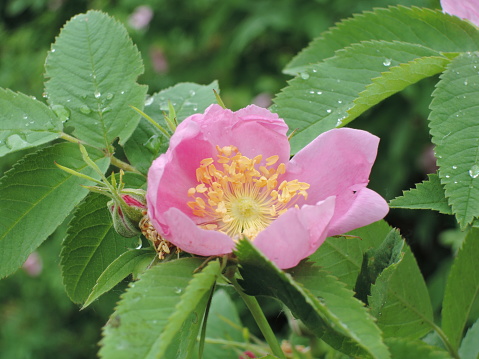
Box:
left=187, top=145, right=310, bottom=240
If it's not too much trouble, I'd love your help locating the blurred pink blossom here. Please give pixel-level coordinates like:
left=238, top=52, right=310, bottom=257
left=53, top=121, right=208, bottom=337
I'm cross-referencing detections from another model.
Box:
left=128, top=6, right=153, bottom=30
left=150, top=47, right=169, bottom=74
left=147, top=105, right=388, bottom=269
left=22, top=252, right=43, bottom=277
left=441, top=0, right=479, bottom=26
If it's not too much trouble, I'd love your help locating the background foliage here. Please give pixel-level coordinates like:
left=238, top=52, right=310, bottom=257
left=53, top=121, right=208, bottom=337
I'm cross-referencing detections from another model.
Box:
left=3, top=0, right=472, bottom=358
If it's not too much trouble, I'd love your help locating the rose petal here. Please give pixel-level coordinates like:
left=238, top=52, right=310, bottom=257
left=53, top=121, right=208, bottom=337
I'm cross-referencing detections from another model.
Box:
left=253, top=196, right=335, bottom=269
left=285, top=128, right=380, bottom=224
left=235, top=105, right=289, bottom=136
left=147, top=128, right=216, bottom=230
left=326, top=188, right=389, bottom=237
left=441, top=0, right=479, bottom=26
left=160, top=207, right=236, bottom=255
left=187, top=104, right=290, bottom=165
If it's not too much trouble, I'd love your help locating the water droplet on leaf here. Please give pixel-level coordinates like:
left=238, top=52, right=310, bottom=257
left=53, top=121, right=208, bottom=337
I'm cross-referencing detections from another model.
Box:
left=469, top=164, right=479, bottom=178
left=6, top=134, right=28, bottom=149
left=383, top=58, right=391, bottom=66
left=106, top=93, right=114, bottom=100
left=80, top=105, right=91, bottom=114
left=94, top=91, right=101, bottom=99
left=145, top=96, right=154, bottom=106
left=300, top=72, right=310, bottom=80
left=51, top=104, right=71, bottom=123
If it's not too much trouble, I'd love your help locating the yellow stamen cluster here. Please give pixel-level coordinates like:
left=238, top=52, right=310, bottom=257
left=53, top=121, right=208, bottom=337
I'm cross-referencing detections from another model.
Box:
left=187, top=145, right=310, bottom=239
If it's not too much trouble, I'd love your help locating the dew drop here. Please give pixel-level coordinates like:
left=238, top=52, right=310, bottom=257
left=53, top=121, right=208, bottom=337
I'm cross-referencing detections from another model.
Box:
left=135, top=238, right=142, bottom=249
left=145, top=96, right=154, bottom=106
left=309, top=90, right=315, bottom=94
left=300, top=72, right=310, bottom=80
left=452, top=165, right=457, bottom=170
left=326, top=109, right=332, bottom=113
left=383, top=58, right=391, bottom=66
left=80, top=105, right=91, bottom=114
left=317, top=91, right=322, bottom=95
left=51, top=104, right=71, bottom=123
left=189, top=90, right=196, bottom=96
left=101, top=106, right=112, bottom=114
left=106, top=93, right=114, bottom=100
left=174, top=287, right=183, bottom=294
left=338, top=100, right=342, bottom=104
left=51, top=48, right=56, bottom=53
left=469, top=164, right=479, bottom=178
left=445, top=175, right=450, bottom=178
left=144, top=135, right=162, bottom=154
left=464, top=79, right=469, bottom=86
left=6, top=134, right=28, bottom=149
left=94, top=91, right=101, bottom=99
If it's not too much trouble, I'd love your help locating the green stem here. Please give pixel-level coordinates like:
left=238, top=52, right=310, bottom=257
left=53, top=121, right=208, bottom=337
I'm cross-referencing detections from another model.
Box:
left=60, top=132, right=84, bottom=144
left=231, top=277, right=286, bottom=359
left=110, top=156, right=143, bottom=175
left=431, top=323, right=460, bottom=359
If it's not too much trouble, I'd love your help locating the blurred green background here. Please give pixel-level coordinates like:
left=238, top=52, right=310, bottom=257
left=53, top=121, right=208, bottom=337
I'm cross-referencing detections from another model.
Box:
left=3, top=0, right=470, bottom=358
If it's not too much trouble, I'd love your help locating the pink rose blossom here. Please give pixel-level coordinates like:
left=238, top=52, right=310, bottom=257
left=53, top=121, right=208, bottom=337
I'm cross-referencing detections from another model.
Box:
left=441, top=0, right=479, bottom=27
left=146, top=104, right=388, bottom=269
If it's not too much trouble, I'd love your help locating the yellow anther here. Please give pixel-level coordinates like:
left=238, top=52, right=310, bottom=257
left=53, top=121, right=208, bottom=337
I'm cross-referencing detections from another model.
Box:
left=196, top=184, right=207, bottom=193
left=201, top=158, right=214, bottom=167
left=186, top=146, right=310, bottom=240
left=266, top=155, right=279, bottom=166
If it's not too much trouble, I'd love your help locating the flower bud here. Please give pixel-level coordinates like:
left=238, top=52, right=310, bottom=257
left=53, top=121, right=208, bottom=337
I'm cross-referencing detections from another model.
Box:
left=108, top=191, right=147, bottom=238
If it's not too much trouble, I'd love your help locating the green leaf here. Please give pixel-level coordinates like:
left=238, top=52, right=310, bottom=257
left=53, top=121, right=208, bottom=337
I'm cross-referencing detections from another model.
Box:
left=354, top=229, right=405, bottom=304
left=82, top=249, right=155, bottom=309
left=459, top=317, right=479, bottom=359
left=442, top=227, right=479, bottom=351
left=347, top=56, right=451, bottom=123
left=235, top=239, right=390, bottom=359
left=386, top=338, right=451, bottom=359
left=389, top=173, right=452, bottom=214
left=202, top=289, right=246, bottom=359
left=155, top=259, right=221, bottom=358
left=0, top=88, right=62, bottom=157
left=274, top=41, right=444, bottom=153
left=123, top=81, right=219, bottom=174
left=61, top=172, right=145, bottom=304
left=44, top=10, right=147, bottom=149
left=308, top=220, right=391, bottom=288
left=284, top=6, right=479, bottom=75
left=429, top=53, right=479, bottom=227
left=368, top=241, right=434, bottom=339
left=0, top=142, right=109, bottom=279
left=99, top=258, right=214, bottom=359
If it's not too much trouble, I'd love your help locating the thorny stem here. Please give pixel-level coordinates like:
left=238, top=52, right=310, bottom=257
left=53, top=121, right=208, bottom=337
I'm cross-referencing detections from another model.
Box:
left=231, top=276, right=286, bottom=359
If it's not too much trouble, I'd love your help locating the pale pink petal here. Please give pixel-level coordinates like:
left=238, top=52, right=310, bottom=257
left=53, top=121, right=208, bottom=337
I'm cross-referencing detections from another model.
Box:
left=327, top=188, right=389, bottom=237
left=160, top=207, right=235, bottom=255
left=147, top=129, right=216, bottom=231
left=253, top=197, right=335, bottom=269
left=229, top=119, right=290, bottom=166
left=284, top=128, right=380, bottom=226
left=441, top=0, right=479, bottom=27
left=235, top=105, right=289, bottom=136
left=187, top=104, right=290, bottom=165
